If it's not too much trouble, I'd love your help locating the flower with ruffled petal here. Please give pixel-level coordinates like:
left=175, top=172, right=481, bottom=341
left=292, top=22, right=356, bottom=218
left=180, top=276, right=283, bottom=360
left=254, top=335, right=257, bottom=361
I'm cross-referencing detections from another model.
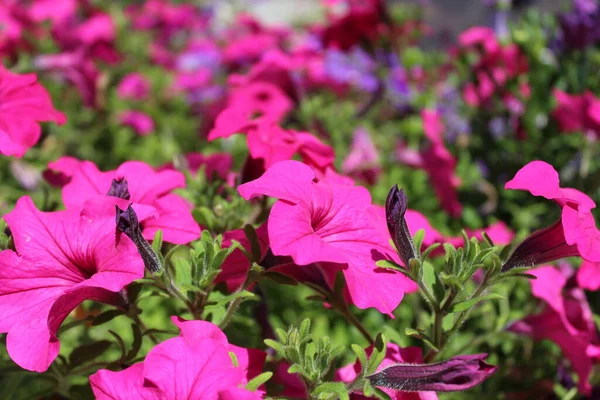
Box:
left=0, top=197, right=144, bottom=372
left=508, top=266, right=600, bottom=395
left=61, top=161, right=201, bottom=244
left=0, top=67, right=66, bottom=157
left=238, top=160, right=416, bottom=316
left=502, top=161, right=600, bottom=271
left=90, top=317, right=265, bottom=399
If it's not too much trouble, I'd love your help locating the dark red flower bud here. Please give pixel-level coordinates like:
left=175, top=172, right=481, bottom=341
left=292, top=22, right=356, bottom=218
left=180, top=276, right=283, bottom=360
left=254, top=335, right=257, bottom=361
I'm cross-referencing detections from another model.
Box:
left=116, top=205, right=162, bottom=274
left=385, top=185, right=417, bottom=267
left=107, top=177, right=131, bottom=200
left=368, top=354, right=497, bottom=392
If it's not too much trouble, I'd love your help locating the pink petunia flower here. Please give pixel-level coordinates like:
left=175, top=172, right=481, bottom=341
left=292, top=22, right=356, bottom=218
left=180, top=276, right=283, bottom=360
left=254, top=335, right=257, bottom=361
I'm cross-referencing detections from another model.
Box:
left=508, top=266, right=600, bottom=395
left=90, top=317, right=265, bottom=399
left=159, top=152, right=234, bottom=183
left=503, top=161, right=600, bottom=270
left=342, top=128, right=381, bottom=185
left=0, top=67, right=66, bottom=157
left=238, top=160, right=416, bottom=316
left=552, top=89, right=600, bottom=139
left=61, top=161, right=201, bottom=245
left=117, top=73, right=151, bottom=101
left=0, top=197, right=145, bottom=372
left=43, top=156, right=83, bottom=187
left=118, top=110, right=155, bottom=136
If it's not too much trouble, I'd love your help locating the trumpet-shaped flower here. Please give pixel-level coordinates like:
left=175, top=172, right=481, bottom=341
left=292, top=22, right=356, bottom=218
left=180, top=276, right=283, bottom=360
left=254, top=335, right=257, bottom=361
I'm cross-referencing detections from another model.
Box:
left=62, top=161, right=200, bottom=244
left=90, top=317, right=265, bottom=399
left=0, top=67, right=66, bottom=157
left=0, top=197, right=144, bottom=372
left=238, top=160, right=416, bottom=315
left=503, top=161, right=600, bottom=270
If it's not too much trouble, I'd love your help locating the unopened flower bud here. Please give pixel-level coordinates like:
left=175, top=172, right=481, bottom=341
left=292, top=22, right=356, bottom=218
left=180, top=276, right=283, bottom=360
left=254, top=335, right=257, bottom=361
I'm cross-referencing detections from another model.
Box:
left=116, top=205, right=162, bottom=274
left=107, top=177, right=131, bottom=200
left=385, top=185, right=417, bottom=267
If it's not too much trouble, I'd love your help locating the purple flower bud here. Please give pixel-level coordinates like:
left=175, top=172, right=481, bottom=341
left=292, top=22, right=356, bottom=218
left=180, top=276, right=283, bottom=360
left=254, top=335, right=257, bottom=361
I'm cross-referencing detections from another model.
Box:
left=368, top=354, right=497, bottom=392
left=385, top=186, right=417, bottom=267
left=501, top=220, right=579, bottom=271
left=107, top=177, right=131, bottom=200
left=116, top=205, right=162, bottom=274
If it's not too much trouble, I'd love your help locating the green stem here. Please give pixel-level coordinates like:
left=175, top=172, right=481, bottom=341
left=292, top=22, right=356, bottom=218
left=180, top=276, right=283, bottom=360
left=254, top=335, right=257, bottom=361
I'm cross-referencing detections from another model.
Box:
left=340, top=306, right=375, bottom=346
left=129, top=312, right=159, bottom=345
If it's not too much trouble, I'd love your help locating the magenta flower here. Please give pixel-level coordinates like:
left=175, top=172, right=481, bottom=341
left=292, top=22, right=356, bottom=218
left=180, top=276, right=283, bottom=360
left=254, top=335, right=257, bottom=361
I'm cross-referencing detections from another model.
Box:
left=576, top=260, right=600, bottom=291
left=503, top=161, right=600, bottom=270
left=117, top=73, right=150, bottom=101
left=62, top=161, right=201, bottom=244
left=0, top=197, right=144, bottom=372
left=0, top=67, right=66, bottom=157
left=508, top=266, right=600, bottom=395
left=217, top=224, right=270, bottom=291
left=238, top=160, right=416, bottom=315
left=399, top=110, right=462, bottom=218
left=552, top=90, right=600, bottom=139
left=159, top=152, right=234, bottom=183
left=342, top=128, right=381, bottom=185
left=118, top=110, right=155, bottom=136
left=90, top=317, right=266, bottom=399
left=43, top=156, right=83, bottom=187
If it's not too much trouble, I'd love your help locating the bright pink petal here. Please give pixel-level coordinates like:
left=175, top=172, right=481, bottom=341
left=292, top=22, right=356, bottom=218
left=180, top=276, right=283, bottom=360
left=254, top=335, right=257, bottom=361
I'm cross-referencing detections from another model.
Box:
left=577, top=260, right=600, bottom=291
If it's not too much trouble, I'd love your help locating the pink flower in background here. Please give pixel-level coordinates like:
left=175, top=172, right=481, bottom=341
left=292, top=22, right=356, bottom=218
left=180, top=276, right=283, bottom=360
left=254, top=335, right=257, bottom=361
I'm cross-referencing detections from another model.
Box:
left=336, top=343, right=438, bottom=400
left=552, top=90, right=600, bottom=139
left=0, top=67, right=66, bottom=157
left=27, top=0, right=76, bottom=24
left=342, top=128, right=381, bottom=185
left=0, top=197, right=144, bottom=372
left=43, top=156, right=83, bottom=187
left=62, top=161, right=201, bottom=244
left=508, top=266, right=600, bottom=395
left=118, top=110, right=155, bottom=136
left=238, top=160, right=416, bottom=315
left=503, top=161, right=600, bottom=270
left=90, top=318, right=265, bottom=400
left=159, top=152, right=234, bottom=183
left=117, top=73, right=150, bottom=100
left=577, top=260, right=600, bottom=291
left=217, top=224, right=270, bottom=291
left=399, top=110, right=462, bottom=217
left=34, top=51, right=100, bottom=108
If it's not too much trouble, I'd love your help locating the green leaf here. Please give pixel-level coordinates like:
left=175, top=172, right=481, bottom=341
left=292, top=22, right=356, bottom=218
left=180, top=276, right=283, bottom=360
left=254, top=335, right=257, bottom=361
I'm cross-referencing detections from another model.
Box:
left=481, top=232, right=494, bottom=247
left=299, top=319, right=311, bottom=338
left=264, top=271, right=298, bottom=286
left=373, top=387, right=393, bottom=400
left=204, top=290, right=257, bottom=309
left=264, top=339, right=285, bottom=355
left=421, top=243, right=441, bottom=262
left=375, top=259, right=403, bottom=271
left=245, top=372, right=273, bottom=392
left=448, top=293, right=505, bottom=313
left=108, top=330, right=127, bottom=361
left=244, top=224, right=262, bottom=263
left=312, top=382, right=350, bottom=400
left=422, top=262, right=444, bottom=302
left=363, top=379, right=375, bottom=397
left=69, top=340, right=112, bottom=367
left=351, top=344, right=368, bottom=377
left=229, top=351, right=239, bottom=367
left=366, top=334, right=387, bottom=376
left=151, top=230, right=163, bottom=256
left=91, top=309, right=124, bottom=326
left=412, top=229, right=425, bottom=255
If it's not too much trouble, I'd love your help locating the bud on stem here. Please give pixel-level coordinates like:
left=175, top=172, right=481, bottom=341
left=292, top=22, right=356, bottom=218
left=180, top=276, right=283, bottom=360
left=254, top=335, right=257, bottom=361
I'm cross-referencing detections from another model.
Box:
left=116, top=205, right=163, bottom=274
left=385, top=185, right=418, bottom=267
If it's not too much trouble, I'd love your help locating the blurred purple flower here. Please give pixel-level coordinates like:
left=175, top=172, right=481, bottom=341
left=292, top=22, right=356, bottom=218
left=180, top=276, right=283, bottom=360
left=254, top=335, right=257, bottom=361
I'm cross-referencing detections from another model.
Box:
left=117, top=73, right=150, bottom=101
left=324, top=47, right=378, bottom=92
left=558, top=1, right=600, bottom=50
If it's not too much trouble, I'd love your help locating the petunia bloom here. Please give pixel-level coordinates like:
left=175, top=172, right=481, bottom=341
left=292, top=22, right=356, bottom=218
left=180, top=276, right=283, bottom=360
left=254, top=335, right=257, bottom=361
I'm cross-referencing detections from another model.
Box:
left=503, top=161, right=600, bottom=270
left=0, top=197, right=145, bottom=372
left=61, top=161, right=201, bottom=244
left=0, top=67, right=66, bottom=157
left=118, top=110, right=155, bottom=136
left=117, top=73, right=151, bottom=100
left=552, top=90, right=600, bottom=139
left=90, top=317, right=266, bottom=399
left=508, top=266, right=600, bottom=395
left=342, top=128, right=381, bottom=185
left=238, top=160, right=416, bottom=316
